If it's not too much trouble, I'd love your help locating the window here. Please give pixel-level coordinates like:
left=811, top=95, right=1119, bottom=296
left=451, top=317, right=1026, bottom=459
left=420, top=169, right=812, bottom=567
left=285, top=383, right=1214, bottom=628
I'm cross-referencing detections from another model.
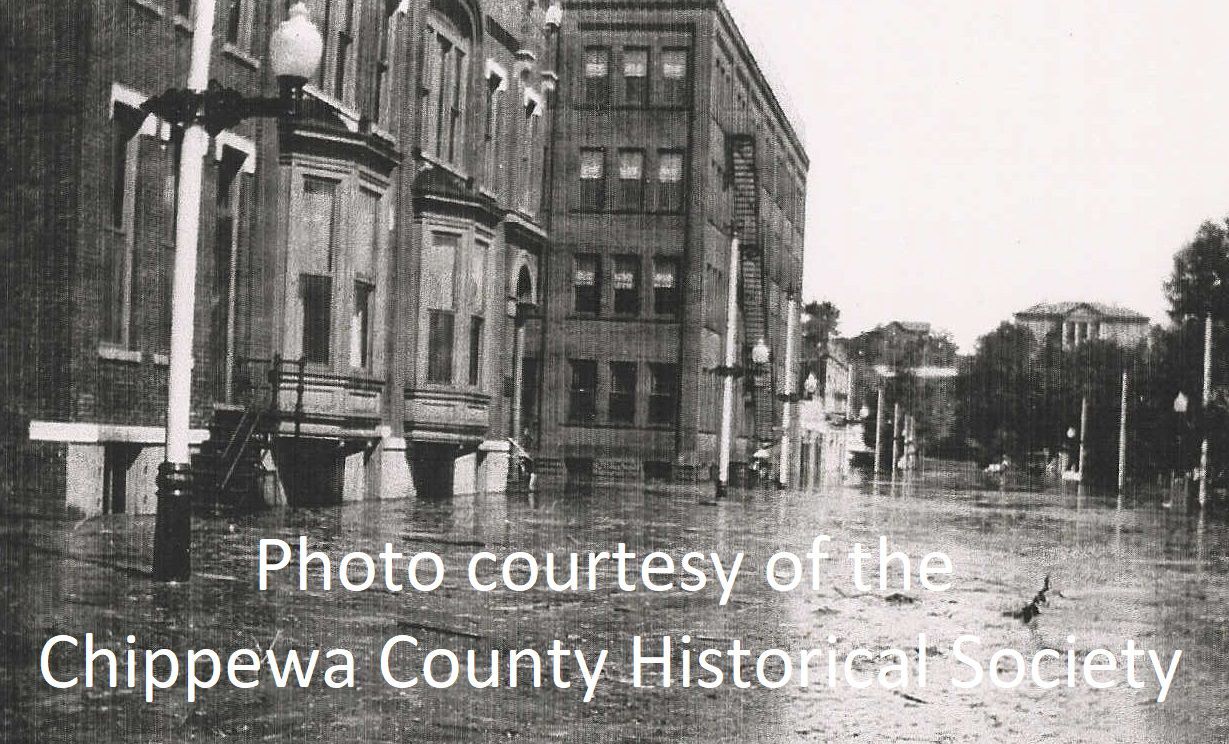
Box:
left=520, top=355, right=538, bottom=424
left=427, top=310, right=455, bottom=383
left=578, top=148, right=605, bottom=211
left=176, top=0, right=193, bottom=18
left=623, top=47, right=648, bottom=106
left=446, top=46, right=466, bottom=161
left=655, top=150, right=684, bottom=213
left=521, top=99, right=542, bottom=213
left=569, top=360, right=597, bottom=423
left=609, top=362, right=637, bottom=423
left=351, top=281, right=373, bottom=368
left=616, top=149, right=644, bottom=211
left=374, top=9, right=394, bottom=126
left=484, top=75, right=504, bottom=187
left=613, top=256, right=640, bottom=315
left=573, top=254, right=600, bottom=314
left=334, top=0, right=357, bottom=101
left=423, top=232, right=458, bottom=381
left=103, top=102, right=144, bottom=346
left=422, top=7, right=470, bottom=164
left=354, top=189, right=379, bottom=277
left=350, top=189, right=381, bottom=367
left=224, top=0, right=251, bottom=50
left=649, top=363, right=678, bottom=425
left=644, top=460, right=671, bottom=483
left=302, top=177, right=338, bottom=271
left=212, top=148, right=245, bottom=364
left=584, top=47, right=610, bottom=107
left=661, top=48, right=689, bottom=105
left=302, top=274, right=333, bottom=364
left=467, top=316, right=484, bottom=385
left=653, top=257, right=679, bottom=316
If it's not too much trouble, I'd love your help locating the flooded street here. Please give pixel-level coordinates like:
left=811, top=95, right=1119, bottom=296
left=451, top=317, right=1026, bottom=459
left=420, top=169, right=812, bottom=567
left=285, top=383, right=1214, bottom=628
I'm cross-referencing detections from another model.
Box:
left=3, top=465, right=1228, bottom=743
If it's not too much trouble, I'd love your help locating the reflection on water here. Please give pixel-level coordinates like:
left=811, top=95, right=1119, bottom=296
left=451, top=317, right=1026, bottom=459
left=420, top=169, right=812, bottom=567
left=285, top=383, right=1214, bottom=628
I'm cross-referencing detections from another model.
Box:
left=2, top=462, right=1227, bottom=742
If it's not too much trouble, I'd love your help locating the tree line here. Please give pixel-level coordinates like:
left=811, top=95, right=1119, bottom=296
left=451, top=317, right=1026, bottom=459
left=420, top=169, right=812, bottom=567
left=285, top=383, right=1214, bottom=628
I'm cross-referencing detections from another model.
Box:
left=955, top=217, right=1229, bottom=484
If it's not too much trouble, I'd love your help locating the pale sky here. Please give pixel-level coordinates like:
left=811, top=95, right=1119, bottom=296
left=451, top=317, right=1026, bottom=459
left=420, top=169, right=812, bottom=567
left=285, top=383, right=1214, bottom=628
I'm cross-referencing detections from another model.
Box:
left=725, top=0, right=1229, bottom=351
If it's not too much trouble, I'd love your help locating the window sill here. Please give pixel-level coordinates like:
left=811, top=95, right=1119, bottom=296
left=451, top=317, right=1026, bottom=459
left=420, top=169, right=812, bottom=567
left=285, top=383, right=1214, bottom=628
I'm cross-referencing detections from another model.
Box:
left=152, top=353, right=170, bottom=366
left=127, top=0, right=165, bottom=18
left=561, top=421, right=673, bottom=431
left=418, top=151, right=469, bottom=183
left=566, top=314, right=679, bottom=324
left=97, top=345, right=143, bottom=364
left=303, top=84, right=362, bottom=128
left=223, top=43, right=260, bottom=70
left=173, top=14, right=192, bottom=32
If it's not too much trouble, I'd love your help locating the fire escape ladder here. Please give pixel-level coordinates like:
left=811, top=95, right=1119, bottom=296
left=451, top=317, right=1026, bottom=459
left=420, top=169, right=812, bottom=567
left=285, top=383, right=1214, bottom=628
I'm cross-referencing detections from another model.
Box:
left=729, top=134, right=777, bottom=448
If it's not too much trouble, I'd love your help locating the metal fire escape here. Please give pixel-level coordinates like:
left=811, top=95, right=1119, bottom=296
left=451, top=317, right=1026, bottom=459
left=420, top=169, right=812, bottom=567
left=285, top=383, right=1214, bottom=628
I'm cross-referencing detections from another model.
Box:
left=729, top=134, right=778, bottom=451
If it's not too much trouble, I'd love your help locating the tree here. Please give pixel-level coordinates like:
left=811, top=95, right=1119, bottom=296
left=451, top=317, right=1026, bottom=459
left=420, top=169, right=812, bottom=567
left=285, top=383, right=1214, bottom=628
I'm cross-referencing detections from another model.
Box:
left=801, top=300, right=840, bottom=347
left=954, top=322, right=1038, bottom=462
left=1165, top=219, right=1229, bottom=322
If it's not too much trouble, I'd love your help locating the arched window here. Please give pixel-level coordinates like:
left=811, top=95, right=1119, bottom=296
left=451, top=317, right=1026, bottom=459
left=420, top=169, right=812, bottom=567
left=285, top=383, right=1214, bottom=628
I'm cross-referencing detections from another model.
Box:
left=421, top=0, right=474, bottom=166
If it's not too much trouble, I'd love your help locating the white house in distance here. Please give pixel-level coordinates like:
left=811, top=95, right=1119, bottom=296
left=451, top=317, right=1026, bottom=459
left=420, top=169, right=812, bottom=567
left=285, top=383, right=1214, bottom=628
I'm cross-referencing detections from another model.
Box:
left=1013, top=302, right=1150, bottom=349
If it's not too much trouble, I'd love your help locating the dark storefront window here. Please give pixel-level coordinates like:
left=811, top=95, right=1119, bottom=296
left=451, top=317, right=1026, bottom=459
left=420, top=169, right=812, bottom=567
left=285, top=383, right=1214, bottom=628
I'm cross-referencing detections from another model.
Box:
left=649, top=363, right=678, bottom=425
left=574, top=254, right=600, bottom=314
left=609, top=361, right=637, bottom=424
left=569, top=359, right=598, bottom=423
left=653, top=257, right=679, bottom=316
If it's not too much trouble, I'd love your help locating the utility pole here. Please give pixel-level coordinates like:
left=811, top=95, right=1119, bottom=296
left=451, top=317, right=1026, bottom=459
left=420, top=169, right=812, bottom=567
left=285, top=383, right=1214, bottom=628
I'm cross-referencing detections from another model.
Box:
left=1200, top=313, right=1212, bottom=507
left=1118, top=370, right=1128, bottom=492
left=716, top=236, right=741, bottom=497
left=1078, top=396, right=1089, bottom=480
left=778, top=296, right=797, bottom=488
left=891, top=401, right=901, bottom=480
left=873, top=386, right=885, bottom=477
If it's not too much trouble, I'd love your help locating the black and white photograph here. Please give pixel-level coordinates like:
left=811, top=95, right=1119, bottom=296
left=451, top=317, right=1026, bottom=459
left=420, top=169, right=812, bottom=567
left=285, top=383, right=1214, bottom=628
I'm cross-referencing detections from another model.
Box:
left=2, top=0, right=1228, bottom=741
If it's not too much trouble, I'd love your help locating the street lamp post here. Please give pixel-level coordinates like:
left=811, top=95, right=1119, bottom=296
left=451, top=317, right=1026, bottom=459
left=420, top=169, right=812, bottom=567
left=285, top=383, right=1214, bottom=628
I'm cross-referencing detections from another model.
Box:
left=1200, top=313, right=1213, bottom=507
left=1174, top=391, right=1189, bottom=499
left=715, top=236, right=741, bottom=497
left=149, top=2, right=322, bottom=582
left=873, top=386, right=885, bottom=477
left=749, top=338, right=771, bottom=481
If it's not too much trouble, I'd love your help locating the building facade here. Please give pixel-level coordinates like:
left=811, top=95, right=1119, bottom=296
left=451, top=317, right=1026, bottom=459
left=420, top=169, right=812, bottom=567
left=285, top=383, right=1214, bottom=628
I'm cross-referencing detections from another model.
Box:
left=531, top=0, right=809, bottom=488
left=1013, top=301, right=1150, bottom=350
left=797, top=340, right=852, bottom=488
left=2, top=0, right=561, bottom=514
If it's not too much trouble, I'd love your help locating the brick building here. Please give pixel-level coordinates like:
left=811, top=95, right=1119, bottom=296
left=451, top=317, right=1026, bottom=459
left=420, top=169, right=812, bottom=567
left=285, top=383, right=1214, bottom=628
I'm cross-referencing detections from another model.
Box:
left=530, top=0, right=808, bottom=487
left=1, top=0, right=560, bottom=513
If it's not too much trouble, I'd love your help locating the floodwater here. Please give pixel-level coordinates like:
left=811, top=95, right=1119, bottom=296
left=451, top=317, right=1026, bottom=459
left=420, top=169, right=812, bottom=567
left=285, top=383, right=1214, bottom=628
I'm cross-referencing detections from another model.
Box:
left=2, top=464, right=1228, bottom=743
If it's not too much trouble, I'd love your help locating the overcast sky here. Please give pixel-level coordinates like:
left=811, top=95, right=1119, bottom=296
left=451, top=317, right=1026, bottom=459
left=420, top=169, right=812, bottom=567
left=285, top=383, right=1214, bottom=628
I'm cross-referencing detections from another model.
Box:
left=724, top=0, right=1229, bottom=351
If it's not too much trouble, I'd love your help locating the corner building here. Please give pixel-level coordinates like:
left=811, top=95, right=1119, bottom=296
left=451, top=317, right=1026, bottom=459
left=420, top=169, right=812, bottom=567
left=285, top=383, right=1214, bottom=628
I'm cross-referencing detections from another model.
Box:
left=532, top=0, right=808, bottom=487
left=1, top=0, right=559, bottom=512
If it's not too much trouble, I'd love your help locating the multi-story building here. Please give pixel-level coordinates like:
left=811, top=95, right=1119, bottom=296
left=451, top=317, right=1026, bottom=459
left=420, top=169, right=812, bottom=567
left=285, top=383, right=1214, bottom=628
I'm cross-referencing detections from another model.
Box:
left=1, top=0, right=561, bottom=513
left=1013, top=301, right=1150, bottom=349
left=529, top=0, right=808, bottom=488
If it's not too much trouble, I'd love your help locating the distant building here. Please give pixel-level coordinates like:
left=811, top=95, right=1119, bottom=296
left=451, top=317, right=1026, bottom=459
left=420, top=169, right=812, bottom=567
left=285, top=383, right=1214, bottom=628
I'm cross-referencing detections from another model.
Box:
left=845, top=321, right=957, bottom=415
left=797, top=340, right=851, bottom=487
left=1013, top=302, right=1150, bottom=349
